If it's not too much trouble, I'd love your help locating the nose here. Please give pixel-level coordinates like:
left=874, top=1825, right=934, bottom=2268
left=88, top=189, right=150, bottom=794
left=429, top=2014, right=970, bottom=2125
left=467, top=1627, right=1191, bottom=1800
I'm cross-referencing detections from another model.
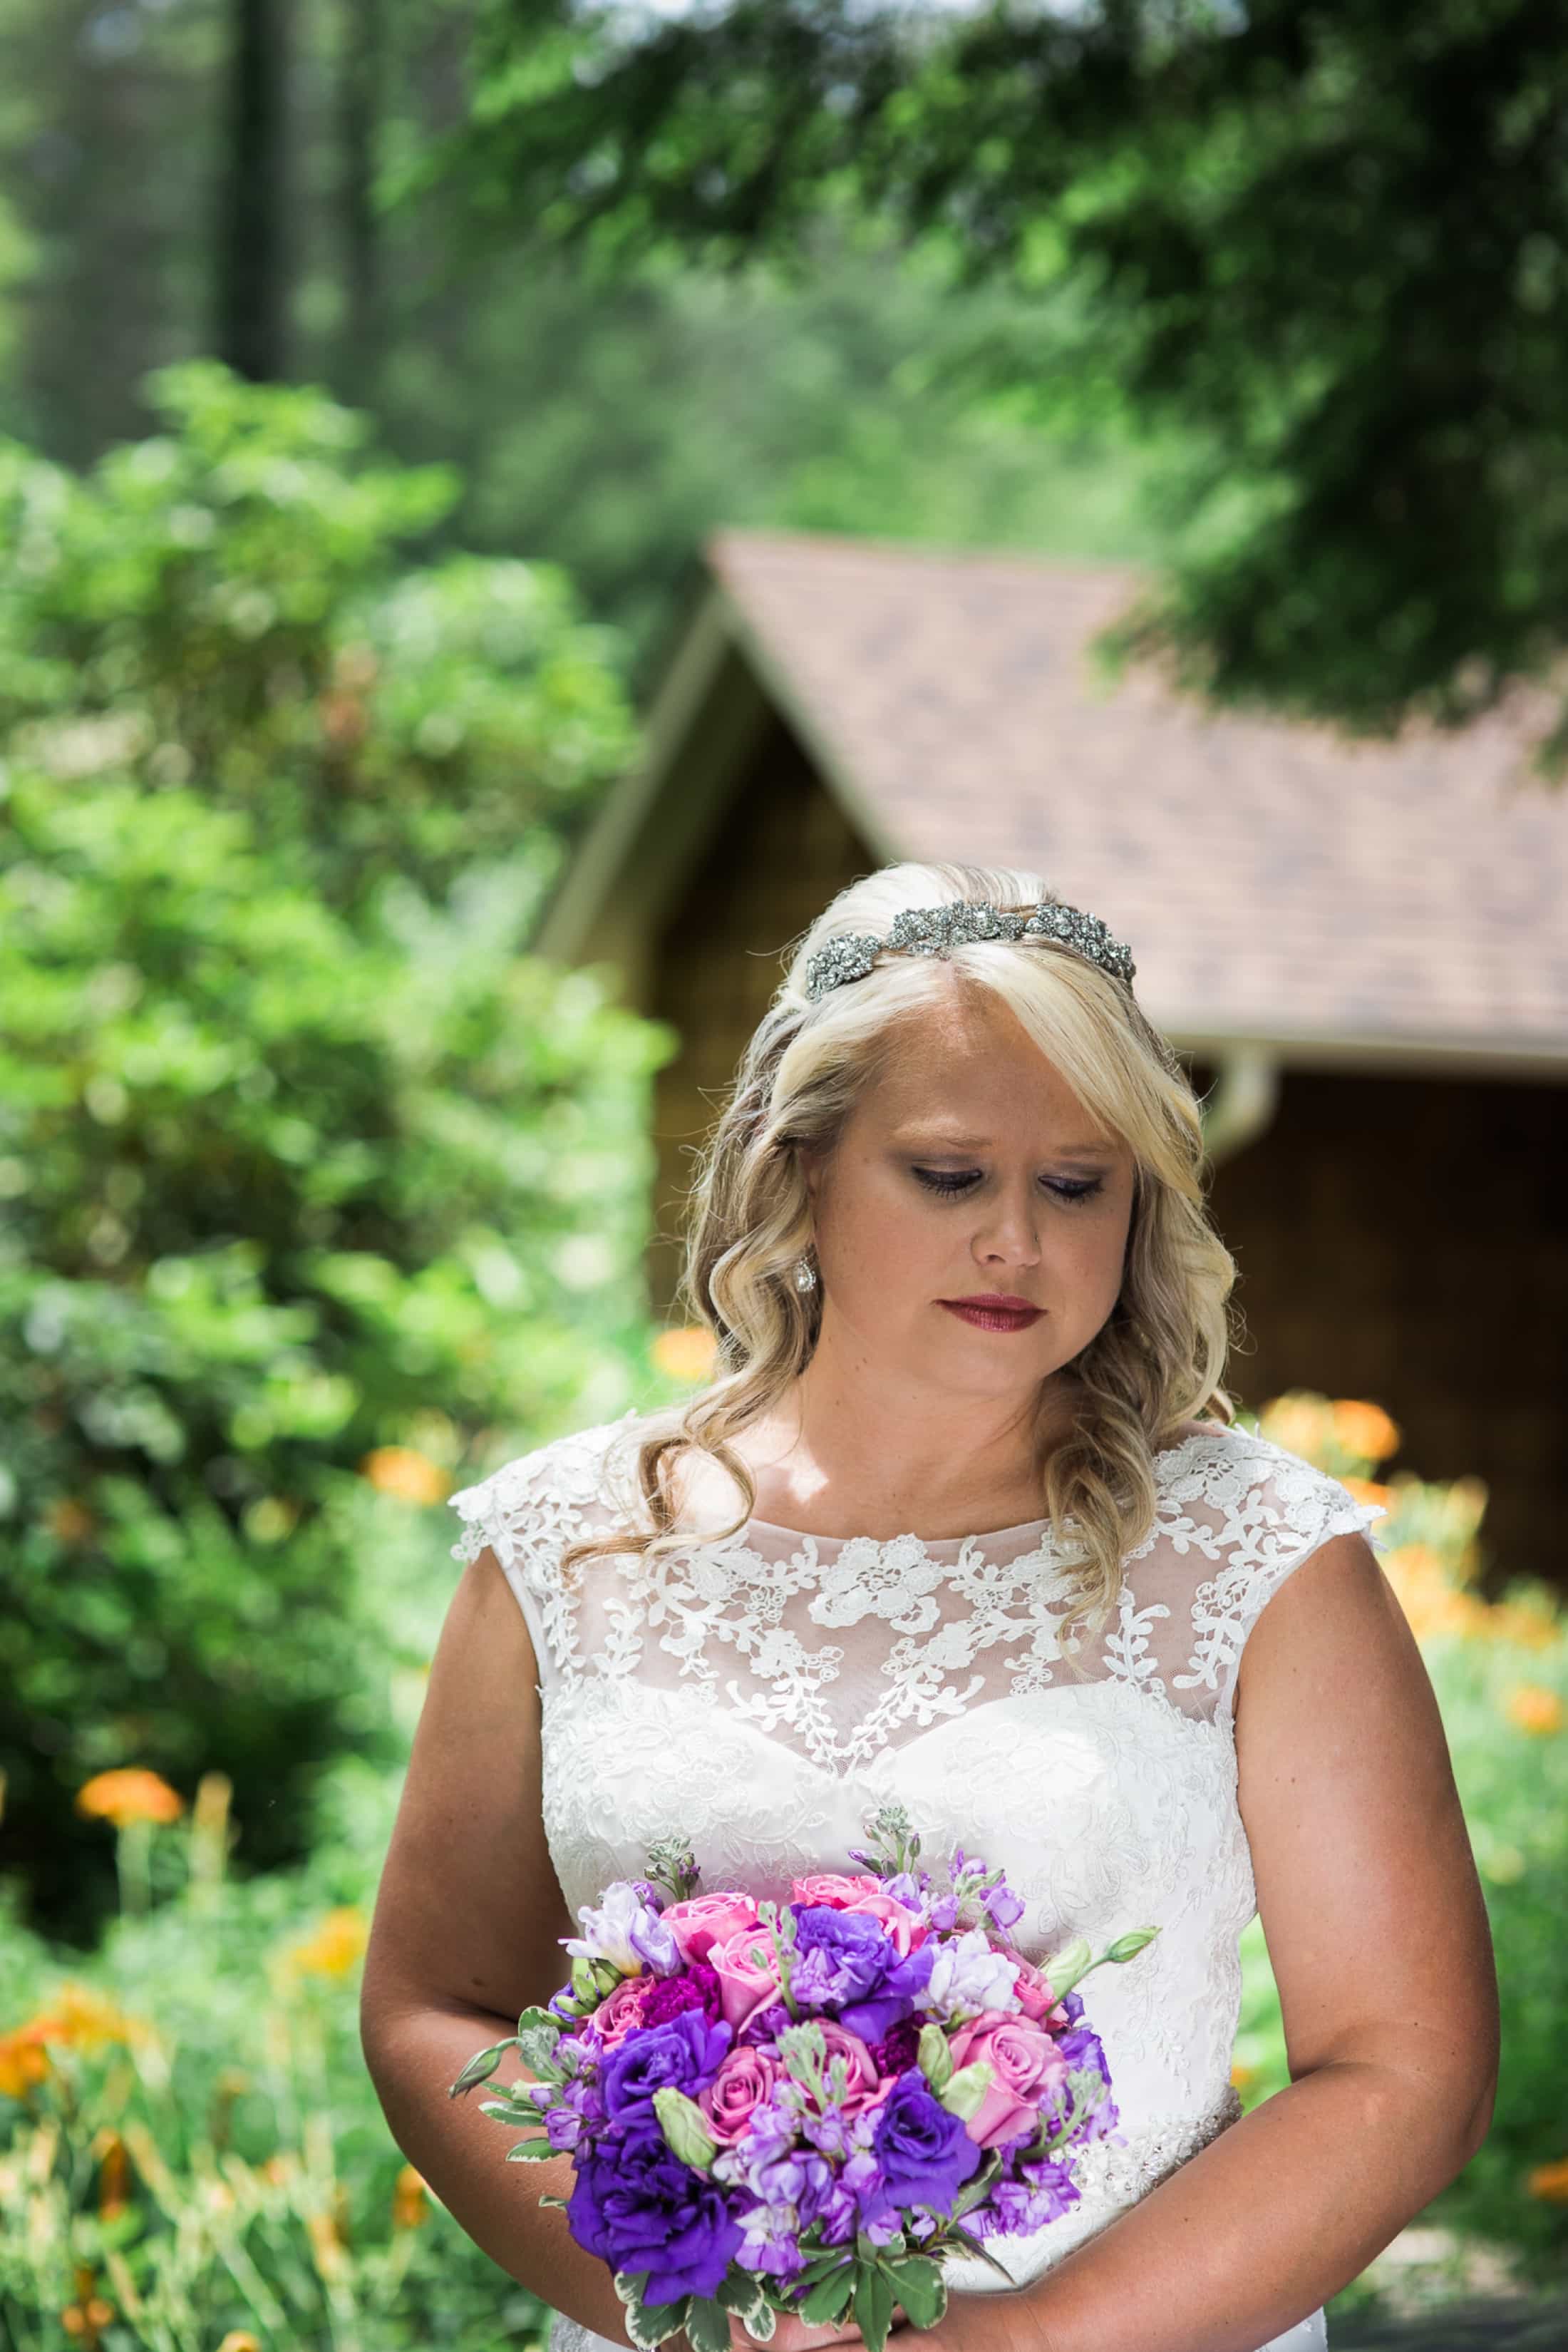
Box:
left=971, top=1183, right=1043, bottom=1271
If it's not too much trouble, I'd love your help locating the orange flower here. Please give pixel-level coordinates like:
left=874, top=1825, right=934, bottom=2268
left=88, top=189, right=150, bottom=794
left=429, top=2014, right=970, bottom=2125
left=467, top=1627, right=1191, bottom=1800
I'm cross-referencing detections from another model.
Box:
left=75, top=1770, right=184, bottom=1828
left=651, top=1326, right=718, bottom=1383
left=1527, top=2156, right=1568, bottom=2203
left=217, top=2336, right=263, bottom=2352
left=1229, top=2060, right=1257, bottom=2092
left=1330, top=1401, right=1401, bottom=1463
left=391, top=2162, right=429, bottom=2229
left=1502, top=1684, right=1564, bottom=1736
left=279, top=1905, right=368, bottom=1981
left=0, top=2019, right=56, bottom=2097
left=359, top=1446, right=451, bottom=1506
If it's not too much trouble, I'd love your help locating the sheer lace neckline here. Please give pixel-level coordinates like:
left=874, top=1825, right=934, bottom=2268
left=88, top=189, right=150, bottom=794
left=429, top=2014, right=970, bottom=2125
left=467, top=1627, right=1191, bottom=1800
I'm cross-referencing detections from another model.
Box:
left=701, top=1426, right=1212, bottom=1558
left=733, top=1506, right=1053, bottom=1555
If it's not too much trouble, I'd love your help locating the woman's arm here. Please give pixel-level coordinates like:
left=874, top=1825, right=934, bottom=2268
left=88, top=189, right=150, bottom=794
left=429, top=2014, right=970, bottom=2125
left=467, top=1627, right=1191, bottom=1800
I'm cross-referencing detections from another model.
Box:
left=939, top=1529, right=1500, bottom=2352
left=359, top=1542, right=638, bottom=2346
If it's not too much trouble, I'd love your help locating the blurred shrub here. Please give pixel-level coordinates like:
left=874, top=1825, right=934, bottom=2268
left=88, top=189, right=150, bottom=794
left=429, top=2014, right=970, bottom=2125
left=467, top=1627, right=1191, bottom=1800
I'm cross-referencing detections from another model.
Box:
left=0, top=356, right=636, bottom=926
left=0, top=368, right=674, bottom=1946
left=1229, top=1394, right=1568, bottom=2293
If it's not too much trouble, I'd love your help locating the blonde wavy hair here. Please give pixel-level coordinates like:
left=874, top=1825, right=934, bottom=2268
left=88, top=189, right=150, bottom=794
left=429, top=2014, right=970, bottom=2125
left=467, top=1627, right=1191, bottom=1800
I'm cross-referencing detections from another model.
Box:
left=562, top=860, right=1242, bottom=1670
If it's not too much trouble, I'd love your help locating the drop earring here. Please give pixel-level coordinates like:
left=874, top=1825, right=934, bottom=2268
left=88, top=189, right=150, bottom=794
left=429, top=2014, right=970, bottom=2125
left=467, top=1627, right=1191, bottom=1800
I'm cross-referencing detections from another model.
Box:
left=794, top=1253, right=818, bottom=1293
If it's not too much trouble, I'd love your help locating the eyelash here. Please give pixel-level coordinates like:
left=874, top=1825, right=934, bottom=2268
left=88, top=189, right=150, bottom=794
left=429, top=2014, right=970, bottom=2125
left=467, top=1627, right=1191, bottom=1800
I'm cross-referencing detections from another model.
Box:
left=912, top=1169, right=1105, bottom=1206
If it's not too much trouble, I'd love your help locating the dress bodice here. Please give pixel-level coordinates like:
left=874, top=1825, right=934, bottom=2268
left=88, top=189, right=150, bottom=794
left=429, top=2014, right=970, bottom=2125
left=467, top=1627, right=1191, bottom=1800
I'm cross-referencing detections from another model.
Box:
left=448, top=1414, right=1388, bottom=2348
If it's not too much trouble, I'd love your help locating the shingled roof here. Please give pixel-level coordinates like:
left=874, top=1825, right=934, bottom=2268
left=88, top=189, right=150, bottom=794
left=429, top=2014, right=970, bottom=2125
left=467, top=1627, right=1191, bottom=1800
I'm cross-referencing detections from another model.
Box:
left=545, top=528, right=1568, bottom=1074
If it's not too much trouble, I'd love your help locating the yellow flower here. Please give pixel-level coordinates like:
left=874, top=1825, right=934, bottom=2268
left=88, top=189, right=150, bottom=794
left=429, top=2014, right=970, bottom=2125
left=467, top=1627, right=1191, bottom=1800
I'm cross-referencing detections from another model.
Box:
left=217, top=2336, right=264, bottom=2352
left=280, top=1905, right=368, bottom=1981
left=359, top=1446, right=451, bottom=1505
left=1257, top=1397, right=1334, bottom=1459
left=651, top=1326, right=718, bottom=1382
left=391, top=2162, right=430, bottom=2229
left=1527, top=2156, right=1568, bottom=2202
left=1330, top=1400, right=1401, bottom=1463
left=1502, top=1684, right=1564, bottom=1736
left=1229, top=2060, right=1257, bottom=2092
left=75, top=1770, right=185, bottom=1828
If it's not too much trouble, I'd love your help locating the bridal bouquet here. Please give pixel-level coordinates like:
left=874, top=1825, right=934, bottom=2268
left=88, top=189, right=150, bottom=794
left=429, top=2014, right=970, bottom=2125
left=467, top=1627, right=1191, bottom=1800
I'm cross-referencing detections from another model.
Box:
left=451, top=1805, right=1157, bottom=2352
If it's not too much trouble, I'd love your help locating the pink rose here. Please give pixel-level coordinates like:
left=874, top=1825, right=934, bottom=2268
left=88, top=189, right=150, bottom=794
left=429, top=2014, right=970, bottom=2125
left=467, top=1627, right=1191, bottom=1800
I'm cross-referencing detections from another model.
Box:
left=662, top=1891, right=763, bottom=1963
left=790, top=1871, right=884, bottom=1908
left=708, top=1922, right=785, bottom=2033
left=591, top=1976, right=652, bottom=2050
left=697, top=2045, right=781, bottom=2145
left=998, top=1948, right=1060, bottom=2022
left=790, top=1873, right=927, bottom=1953
left=947, top=2007, right=1070, bottom=2150
left=837, top=1886, right=927, bottom=1955
left=815, top=2021, right=892, bottom=2116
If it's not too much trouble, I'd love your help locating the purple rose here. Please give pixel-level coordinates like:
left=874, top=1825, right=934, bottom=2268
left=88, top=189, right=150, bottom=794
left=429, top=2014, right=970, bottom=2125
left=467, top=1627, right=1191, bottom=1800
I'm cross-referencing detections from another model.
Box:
left=867, top=2073, right=983, bottom=2217
left=790, top=1905, right=935, bottom=2041
left=599, top=2010, right=733, bottom=2122
left=567, top=2115, right=743, bottom=2301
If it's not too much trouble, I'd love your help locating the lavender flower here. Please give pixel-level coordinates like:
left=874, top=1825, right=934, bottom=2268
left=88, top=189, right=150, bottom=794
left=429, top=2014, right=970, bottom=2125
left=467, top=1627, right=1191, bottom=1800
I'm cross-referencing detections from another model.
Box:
left=563, top=1881, right=680, bottom=1978
left=917, top=1925, right=1023, bottom=2019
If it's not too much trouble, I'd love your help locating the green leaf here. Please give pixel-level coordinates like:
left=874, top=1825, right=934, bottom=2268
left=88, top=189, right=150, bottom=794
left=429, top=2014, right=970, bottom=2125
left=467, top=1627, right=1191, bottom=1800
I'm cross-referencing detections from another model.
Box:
left=517, top=2018, right=566, bottom=2076
left=683, top=2295, right=733, bottom=2352
left=626, top=2299, right=691, bottom=2349
left=478, top=2095, right=547, bottom=2126
left=945, top=2223, right=1016, bottom=2280
left=884, top=2256, right=946, bottom=2331
left=852, top=2261, right=894, bottom=2352
left=503, top=2137, right=557, bottom=2162
left=614, top=2274, right=651, bottom=2306
left=796, top=2269, right=855, bottom=2324
left=715, top=2274, right=773, bottom=2328
left=949, top=2153, right=1001, bottom=2217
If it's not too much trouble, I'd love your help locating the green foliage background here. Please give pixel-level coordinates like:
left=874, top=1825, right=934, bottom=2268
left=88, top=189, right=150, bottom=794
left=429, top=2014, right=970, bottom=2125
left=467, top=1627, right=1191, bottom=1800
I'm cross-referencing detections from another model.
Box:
left=0, top=364, right=671, bottom=1948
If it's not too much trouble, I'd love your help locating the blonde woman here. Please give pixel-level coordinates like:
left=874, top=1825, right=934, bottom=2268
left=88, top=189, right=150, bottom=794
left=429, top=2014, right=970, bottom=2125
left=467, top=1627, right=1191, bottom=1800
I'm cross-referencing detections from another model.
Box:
left=361, top=863, right=1497, bottom=2352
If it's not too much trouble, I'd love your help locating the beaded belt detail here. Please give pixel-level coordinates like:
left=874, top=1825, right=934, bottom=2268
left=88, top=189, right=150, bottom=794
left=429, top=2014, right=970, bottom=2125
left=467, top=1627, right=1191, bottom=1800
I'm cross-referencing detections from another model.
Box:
left=1067, top=2080, right=1247, bottom=2208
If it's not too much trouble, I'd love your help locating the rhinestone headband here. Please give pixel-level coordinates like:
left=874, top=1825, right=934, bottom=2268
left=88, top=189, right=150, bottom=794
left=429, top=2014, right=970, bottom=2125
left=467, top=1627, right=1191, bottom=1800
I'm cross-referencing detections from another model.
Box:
left=802, top=898, right=1135, bottom=1003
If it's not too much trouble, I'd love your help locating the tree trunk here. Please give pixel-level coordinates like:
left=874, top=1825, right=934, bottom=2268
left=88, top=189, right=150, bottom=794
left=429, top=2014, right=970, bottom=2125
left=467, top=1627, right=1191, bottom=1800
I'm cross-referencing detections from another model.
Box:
left=215, top=0, right=290, bottom=380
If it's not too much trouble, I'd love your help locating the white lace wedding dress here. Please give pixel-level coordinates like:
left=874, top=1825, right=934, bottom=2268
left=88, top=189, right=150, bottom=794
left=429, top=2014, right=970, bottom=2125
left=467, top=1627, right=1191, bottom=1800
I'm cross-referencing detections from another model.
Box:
left=449, top=1413, right=1390, bottom=2352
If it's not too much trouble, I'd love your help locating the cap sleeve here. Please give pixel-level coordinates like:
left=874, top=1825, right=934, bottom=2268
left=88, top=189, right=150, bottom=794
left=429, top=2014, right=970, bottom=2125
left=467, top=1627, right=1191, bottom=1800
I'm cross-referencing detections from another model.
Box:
left=448, top=1416, right=642, bottom=1689
left=1174, top=1436, right=1391, bottom=1732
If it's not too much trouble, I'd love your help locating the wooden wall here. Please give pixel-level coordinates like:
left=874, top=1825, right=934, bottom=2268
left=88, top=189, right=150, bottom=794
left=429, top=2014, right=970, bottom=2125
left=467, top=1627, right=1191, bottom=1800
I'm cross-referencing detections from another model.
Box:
left=1194, top=1061, right=1566, bottom=1597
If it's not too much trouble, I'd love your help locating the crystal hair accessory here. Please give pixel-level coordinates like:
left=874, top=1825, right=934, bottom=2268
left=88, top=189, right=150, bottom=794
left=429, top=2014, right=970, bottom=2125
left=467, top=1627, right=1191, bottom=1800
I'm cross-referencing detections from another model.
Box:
left=801, top=898, right=1135, bottom=1004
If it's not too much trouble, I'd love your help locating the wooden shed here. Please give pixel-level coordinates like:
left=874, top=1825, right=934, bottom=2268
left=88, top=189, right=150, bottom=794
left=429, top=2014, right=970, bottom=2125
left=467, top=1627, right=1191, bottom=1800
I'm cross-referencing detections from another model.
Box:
left=536, top=528, right=1568, bottom=1596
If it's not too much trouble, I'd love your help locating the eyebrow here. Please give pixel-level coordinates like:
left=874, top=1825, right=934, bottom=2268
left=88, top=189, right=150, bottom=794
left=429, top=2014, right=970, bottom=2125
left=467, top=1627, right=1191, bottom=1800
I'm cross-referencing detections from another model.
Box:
left=890, top=1131, right=1119, bottom=1162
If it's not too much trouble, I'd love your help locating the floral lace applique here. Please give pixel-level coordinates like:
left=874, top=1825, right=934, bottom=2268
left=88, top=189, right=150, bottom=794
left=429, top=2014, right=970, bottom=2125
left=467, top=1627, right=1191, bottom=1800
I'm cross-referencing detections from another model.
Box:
left=448, top=1414, right=1390, bottom=1765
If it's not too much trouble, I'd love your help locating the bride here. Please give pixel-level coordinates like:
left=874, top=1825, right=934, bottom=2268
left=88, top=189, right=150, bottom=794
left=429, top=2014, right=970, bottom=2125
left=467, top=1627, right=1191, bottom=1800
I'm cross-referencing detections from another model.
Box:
left=361, top=862, right=1498, bottom=2352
